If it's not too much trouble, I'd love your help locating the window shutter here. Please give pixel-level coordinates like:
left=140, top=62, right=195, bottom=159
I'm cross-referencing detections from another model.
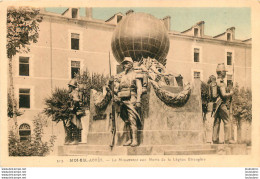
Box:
left=71, top=33, right=80, bottom=39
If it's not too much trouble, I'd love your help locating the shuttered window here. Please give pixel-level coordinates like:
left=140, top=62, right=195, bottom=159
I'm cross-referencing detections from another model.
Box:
left=19, top=89, right=30, bottom=108
left=19, top=57, right=29, bottom=76
left=72, top=8, right=78, bottom=18
left=194, top=71, right=201, bottom=79
left=194, top=28, right=199, bottom=37
left=71, top=61, right=80, bottom=79
left=71, top=33, right=80, bottom=50
left=227, top=33, right=231, bottom=41
left=19, top=123, right=31, bottom=141
left=227, top=74, right=233, bottom=87
left=227, top=52, right=232, bottom=65
left=194, top=48, right=200, bottom=62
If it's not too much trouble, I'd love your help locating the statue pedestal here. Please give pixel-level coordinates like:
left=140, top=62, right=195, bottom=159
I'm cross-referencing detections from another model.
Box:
left=58, top=144, right=248, bottom=155
left=85, top=79, right=204, bottom=147
left=57, top=79, right=248, bottom=155
left=140, top=79, right=204, bottom=146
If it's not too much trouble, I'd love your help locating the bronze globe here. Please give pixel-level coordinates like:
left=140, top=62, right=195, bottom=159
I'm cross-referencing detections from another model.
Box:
left=111, top=12, right=170, bottom=64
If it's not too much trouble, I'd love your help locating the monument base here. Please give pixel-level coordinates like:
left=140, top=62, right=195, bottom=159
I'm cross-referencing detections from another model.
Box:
left=58, top=144, right=248, bottom=156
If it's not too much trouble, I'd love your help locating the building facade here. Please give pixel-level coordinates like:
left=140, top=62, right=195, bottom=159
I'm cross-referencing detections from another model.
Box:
left=11, top=8, right=251, bottom=151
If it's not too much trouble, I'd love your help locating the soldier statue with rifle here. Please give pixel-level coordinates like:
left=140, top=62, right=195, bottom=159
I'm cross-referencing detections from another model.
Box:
left=110, top=57, right=143, bottom=147
left=211, top=63, right=235, bottom=144
left=65, top=79, right=84, bottom=145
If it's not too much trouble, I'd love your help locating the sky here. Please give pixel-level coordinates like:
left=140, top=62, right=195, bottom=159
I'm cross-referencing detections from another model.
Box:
left=45, top=7, right=251, bottom=40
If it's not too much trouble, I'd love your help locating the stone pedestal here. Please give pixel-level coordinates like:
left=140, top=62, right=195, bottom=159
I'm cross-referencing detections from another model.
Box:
left=85, top=79, right=204, bottom=148
left=140, top=79, right=204, bottom=146
left=58, top=79, right=249, bottom=155
left=58, top=144, right=248, bottom=156
left=80, top=111, right=90, bottom=144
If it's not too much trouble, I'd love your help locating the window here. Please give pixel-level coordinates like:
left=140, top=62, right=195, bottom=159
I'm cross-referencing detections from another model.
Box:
left=71, top=61, right=80, bottom=79
left=227, top=52, right=232, bottom=65
left=19, top=56, right=29, bottom=76
left=194, top=28, right=199, bottom=37
left=71, top=33, right=80, bottom=50
left=19, top=123, right=31, bottom=141
left=227, top=33, right=231, bottom=41
left=72, top=8, right=78, bottom=18
left=194, top=71, right=201, bottom=79
left=19, top=88, right=30, bottom=108
left=227, top=74, right=233, bottom=87
left=117, top=15, right=122, bottom=23
left=194, top=48, right=200, bottom=62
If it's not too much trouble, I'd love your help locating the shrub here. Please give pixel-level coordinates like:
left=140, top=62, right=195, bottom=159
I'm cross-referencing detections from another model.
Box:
left=44, top=69, right=109, bottom=132
left=232, top=84, right=252, bottom=123
left=8, top=114, right=56, bottom=156
left=44, top=88, right=72, bottom=123
left=75, top=69, right=109, bottom=109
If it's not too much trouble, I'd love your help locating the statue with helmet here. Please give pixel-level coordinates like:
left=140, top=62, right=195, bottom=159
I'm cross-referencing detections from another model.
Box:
left=212, top=63, right=235, bottom=144
left=65, top=78, right=85, bottom=145
left=112, top=57, right=143, bottom=147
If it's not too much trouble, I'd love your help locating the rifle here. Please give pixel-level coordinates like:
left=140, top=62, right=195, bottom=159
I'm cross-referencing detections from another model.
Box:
left=228, top=61, right=235, bottom=140
left=211, top=97, right=222, bottom=118
left=109, top=52, right=116, bottom=149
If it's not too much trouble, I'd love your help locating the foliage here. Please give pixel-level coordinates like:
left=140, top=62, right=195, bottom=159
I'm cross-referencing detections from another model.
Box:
left=8, top=92, right=22, bottom=118
left=44, top=88, right=72, bottom=123
left=7, top=7, right=42, bottom=58
left=44, top=69, right=109, bottom=124
left=9, top=114, right=56, bottom=156
left=76, top=69, right=109, bottom=109
left=7, top=7, right=42, bottom=128
left=232, top=84, right=252, bottom=123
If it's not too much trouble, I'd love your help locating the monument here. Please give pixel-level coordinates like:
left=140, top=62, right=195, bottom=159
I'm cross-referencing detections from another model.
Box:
left=58, top=12, right=248, bottom=155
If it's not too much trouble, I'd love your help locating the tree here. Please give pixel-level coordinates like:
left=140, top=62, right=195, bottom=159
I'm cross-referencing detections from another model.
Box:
left=8, top=92, right=22, bottom=118
left=232, top=84, right=252, bottom=144
left=44, top=69, right=108, bottom=137
left=232, top=85, right=252, bottom=123
left=44, top=88, right=72, bottom=134
left=7, top=7, right=42, bottom=133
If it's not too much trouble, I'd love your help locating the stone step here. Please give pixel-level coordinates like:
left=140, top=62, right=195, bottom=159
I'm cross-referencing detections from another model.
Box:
left=61, top=145, right=215, bottom=156
left=164, top=149, right=217, bottom=155
left=68, top=145, right=111, bottom=151
left=58, top=144, right=248, bottom=156
left=69, top=144, right=212, bottom=152
left=68, top=150, right=112, bottom=156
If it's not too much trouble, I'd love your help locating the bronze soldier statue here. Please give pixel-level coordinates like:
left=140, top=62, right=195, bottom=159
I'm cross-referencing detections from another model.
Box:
left=65, top=79, right=84, bottom=145
left=113, top=57, right=143, bottom=147
left=212, top=63, right=235, bottom=144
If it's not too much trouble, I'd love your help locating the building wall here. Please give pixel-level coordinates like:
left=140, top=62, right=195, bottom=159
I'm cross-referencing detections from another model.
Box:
left=167, top=35, right=251, bottom=88
left=12, top=14, right=118, bottom=149
left=11, top=12, right=251, bottom=153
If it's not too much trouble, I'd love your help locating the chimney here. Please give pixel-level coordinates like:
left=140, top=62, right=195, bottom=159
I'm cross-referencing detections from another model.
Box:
left=126, top=9, right=134, bottom=15
left=85, top=7, right=92, bottom=19
left=196, top=21, right=205, bottom=37
left=163, top=16, right=171, bottom=31
left=226, top=27, right=235, bottom=40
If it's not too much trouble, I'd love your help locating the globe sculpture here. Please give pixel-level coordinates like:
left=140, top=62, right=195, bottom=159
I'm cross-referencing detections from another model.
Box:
left=111, top=12, right=170, bottom=64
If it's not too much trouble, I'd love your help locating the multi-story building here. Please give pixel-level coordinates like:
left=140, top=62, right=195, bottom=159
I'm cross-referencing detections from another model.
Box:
left=11, top=8, right=251, bottom=151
